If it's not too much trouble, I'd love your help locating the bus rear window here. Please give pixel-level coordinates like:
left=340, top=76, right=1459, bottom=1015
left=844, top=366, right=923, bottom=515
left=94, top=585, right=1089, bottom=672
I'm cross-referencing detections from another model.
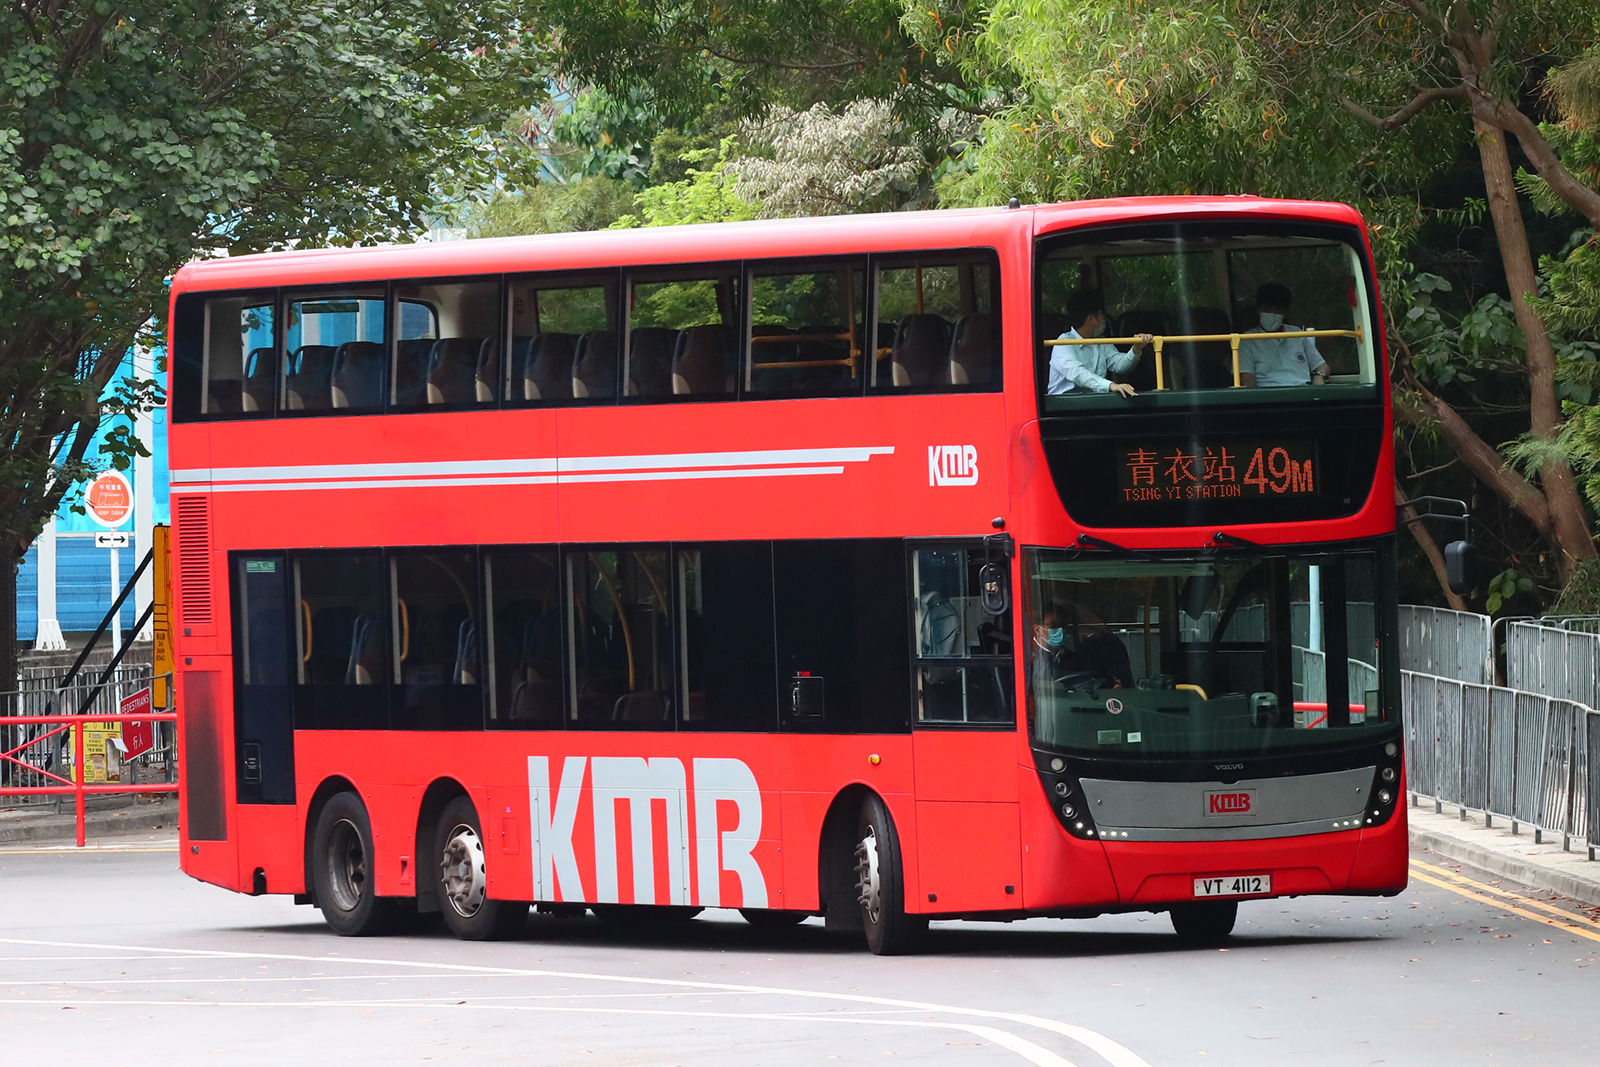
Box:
left=200, top=293, right=275, bottom=417
left=1038, top=230, right=1377, bottom=410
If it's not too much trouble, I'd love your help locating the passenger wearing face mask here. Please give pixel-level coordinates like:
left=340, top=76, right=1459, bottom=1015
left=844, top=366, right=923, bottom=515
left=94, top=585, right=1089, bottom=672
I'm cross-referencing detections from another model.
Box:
left=1239, top=282, right=1331, bottom=387
left=1047, top=289, right=1153, bottom=398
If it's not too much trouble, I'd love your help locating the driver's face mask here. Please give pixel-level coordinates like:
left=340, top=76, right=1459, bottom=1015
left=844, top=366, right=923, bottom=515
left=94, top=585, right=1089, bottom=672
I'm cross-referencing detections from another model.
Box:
left=1046, top=627, right=1065, bottom=648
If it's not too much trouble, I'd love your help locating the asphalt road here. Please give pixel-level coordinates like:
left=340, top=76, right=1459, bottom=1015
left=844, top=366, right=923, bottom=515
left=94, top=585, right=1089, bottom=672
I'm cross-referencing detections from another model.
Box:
left=1, top=837, right=1596, bottom=1066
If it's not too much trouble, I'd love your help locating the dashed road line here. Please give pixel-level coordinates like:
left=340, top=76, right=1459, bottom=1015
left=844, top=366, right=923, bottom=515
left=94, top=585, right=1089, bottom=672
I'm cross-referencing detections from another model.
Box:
left=1406, top=861, right=1600, bottom=943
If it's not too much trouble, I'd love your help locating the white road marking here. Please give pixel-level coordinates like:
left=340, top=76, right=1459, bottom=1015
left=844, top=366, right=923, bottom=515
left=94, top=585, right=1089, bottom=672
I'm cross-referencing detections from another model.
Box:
left=0, top=936, right=1151, bottom=1067
left=0, top=995, right=1076, bottom=1066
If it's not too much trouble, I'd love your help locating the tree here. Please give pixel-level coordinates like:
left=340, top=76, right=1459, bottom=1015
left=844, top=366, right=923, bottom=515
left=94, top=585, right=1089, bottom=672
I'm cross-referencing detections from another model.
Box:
left=1, top=1, right=544, bottom=684
left=927, top=1, right=1600, bottom=600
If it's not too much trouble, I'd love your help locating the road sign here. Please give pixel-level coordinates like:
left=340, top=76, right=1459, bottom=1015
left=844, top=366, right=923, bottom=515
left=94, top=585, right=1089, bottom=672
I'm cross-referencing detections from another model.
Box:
left=94, top=532, right=130, bottom=548
left=85, top=470, right=133, bottom=528
left=118, top=687, right=156, bottom=760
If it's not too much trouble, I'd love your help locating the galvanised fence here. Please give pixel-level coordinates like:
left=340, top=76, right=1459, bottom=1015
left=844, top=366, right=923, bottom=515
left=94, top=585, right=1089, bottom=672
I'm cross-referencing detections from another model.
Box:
left=1401, top=607, right=1600, bottom=860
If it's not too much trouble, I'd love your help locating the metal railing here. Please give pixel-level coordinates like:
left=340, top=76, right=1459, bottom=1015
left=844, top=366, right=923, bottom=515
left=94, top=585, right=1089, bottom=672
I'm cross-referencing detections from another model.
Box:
left=0, top=672, right=179, bottom=846
left=1047, top=327, right=1363, bottom=390
left=1398, top=605, right=1493, bottom=685
left=1402, top=669, right=1597, bottom=858
left=1506, top=619, right=1600, bottom=710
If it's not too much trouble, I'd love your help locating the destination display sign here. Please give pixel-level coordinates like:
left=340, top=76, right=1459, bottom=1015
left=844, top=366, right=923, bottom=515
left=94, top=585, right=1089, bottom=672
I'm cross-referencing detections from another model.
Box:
left=1116, top=439, right=1319, bottom=505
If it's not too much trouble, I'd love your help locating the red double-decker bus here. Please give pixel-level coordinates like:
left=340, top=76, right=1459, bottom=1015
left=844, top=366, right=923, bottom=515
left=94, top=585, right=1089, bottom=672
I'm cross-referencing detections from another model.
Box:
left=166, top=196, right=1405, bottom=953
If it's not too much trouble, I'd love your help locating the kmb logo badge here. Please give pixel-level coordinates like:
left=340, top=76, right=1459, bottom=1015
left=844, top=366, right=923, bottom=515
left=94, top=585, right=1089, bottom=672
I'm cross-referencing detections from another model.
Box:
left=1204, top=789, right=1257, bottom=817
left=928, top=445, right=979, bottom=487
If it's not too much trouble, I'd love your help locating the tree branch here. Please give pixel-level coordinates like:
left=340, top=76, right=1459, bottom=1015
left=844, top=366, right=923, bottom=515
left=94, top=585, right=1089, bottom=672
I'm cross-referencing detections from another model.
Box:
left=1470, top=97, right=1600, bottom=230
left=1340, top=85, right=1468, bottom=131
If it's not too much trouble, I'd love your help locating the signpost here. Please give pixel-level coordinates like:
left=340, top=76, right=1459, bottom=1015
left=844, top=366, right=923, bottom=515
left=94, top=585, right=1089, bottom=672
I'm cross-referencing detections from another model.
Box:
left=116, top=687, right=156, bottom=761
left=86, top=471, right=134, bottom=652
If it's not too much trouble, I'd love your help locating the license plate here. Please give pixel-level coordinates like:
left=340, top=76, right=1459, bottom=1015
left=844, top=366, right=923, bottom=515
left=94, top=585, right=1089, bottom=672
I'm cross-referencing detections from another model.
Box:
left=1193, top=874, right=1271, bottom=897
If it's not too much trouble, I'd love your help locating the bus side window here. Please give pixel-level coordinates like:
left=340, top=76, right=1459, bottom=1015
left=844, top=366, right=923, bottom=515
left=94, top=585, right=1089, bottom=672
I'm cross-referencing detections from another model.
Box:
left=292, top=552, right=390, bottom=730
left=484, top=548, right=564, bottom=729
left=773, top=540, right=910, bottom=734
left=678, top=543, right=777, bottom=731
left=196, top=292, right=275, bottom=418
left=625, top=267, right=740, bottom=400
left=283, top=290, right=385, bottom=414
left=745, top=258, right=866, bottom=399
left=566, top=548, right=675, bottom=728
left=506, top=275, right=618, bottom=405
left=392, top=280, right=500, bottom=409
left=872, top=253, right=1000, bottom=393
left=911, top=547, right=1014, bottom=725
left=389, top=550, right=483, bottom=731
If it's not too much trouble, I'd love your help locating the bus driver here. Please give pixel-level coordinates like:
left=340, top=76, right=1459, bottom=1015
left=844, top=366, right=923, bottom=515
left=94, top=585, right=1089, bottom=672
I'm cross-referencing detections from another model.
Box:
left=1047, top=289, right=1152, bottom=398
left=1239, top=282, right=1331, bottom=387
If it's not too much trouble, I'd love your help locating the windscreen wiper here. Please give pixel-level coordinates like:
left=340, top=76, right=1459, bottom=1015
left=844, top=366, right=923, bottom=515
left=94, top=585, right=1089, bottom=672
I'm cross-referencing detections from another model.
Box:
left=1076, top=533, right=1155, bottom=560
left=1211, top=531, right=1263, bottom=549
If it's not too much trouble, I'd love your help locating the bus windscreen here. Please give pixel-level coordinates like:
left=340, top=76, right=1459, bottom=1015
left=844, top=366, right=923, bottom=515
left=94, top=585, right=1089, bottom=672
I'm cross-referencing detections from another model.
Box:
left=1025, top=547, right=1394, bottom=759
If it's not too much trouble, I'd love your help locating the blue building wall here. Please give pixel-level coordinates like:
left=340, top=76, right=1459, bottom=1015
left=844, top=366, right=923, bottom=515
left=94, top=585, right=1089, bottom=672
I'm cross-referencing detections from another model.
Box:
left=16, top=345, right=168, bottom=640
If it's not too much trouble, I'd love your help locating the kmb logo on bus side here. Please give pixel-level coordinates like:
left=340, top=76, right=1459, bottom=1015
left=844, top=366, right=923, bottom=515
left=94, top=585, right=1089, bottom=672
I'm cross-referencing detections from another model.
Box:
left=928, top=445, right=979, bottom=487
left=1204, top=789, right=1256, bottom=817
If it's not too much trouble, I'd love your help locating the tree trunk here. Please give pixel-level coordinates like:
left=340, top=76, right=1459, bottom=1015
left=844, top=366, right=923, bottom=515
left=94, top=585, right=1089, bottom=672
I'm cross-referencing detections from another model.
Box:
left=1396, top=486, right=1467, bottom=610
left=1, top=555, right=17, bottom=694
left=1474, top=120, right=1598, bottom=577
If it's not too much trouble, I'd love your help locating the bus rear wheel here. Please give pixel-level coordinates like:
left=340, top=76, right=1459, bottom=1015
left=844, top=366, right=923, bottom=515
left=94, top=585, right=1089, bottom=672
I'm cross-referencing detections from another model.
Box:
left=433, top=797, right=528, bottom=941
left=854, top=793, right=925, bottom=955
left=311, top=792, right=398, bottom=936
left=1170, top=901, right=1238, bottom=944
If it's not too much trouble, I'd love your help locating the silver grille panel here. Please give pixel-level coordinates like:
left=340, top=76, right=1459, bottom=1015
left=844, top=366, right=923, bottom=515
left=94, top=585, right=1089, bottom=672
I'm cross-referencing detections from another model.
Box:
left=1079, top=766, right=1376, bottom=842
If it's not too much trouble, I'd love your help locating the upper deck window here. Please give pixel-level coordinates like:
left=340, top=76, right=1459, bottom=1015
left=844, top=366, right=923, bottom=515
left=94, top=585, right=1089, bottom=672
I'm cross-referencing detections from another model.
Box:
left=872, top=252, right=1001, bottom=393
left=746, top=258, right=866, bottom=399
left=1038, top=226, right=1378, bottom=412
left=628, top=266, right=741, bottom=400
left=197, top=292, right=275, bottom=417
left=392, top=279, right=500, bottom=409
left=507, top=273, right=619, bottom=404
left=283, top=290, right=386, bottom=413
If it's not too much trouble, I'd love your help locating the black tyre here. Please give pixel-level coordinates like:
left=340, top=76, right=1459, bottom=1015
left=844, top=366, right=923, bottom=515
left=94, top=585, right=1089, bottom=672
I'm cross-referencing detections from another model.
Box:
left=433, top=796, right=528, bottom=941
left=854, top=793, right=926, bottom=955
left=1170, top=900, right=1238, bottom=944
left=311, top=792, right=399, bottom=936
left=740, top=908, right=808, bottom=929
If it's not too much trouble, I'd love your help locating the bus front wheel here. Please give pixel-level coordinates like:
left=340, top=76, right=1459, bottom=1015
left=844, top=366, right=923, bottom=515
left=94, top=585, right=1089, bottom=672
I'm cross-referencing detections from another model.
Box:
left=311, top=792, right=398, bottom=936
left=854, top=794, right=926, bottom=955
left=433, top=796, right=528, bottom=941
left=1170, top=901, right=1238, bottom=944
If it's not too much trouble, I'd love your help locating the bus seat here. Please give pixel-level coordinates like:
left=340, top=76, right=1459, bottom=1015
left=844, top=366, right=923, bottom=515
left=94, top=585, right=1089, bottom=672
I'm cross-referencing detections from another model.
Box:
left=627, top=327, right=678, bottom=397
left=392, top=338, right=434, bottom=407
left=474, top=338, right=500, bottom=404
left=427, top=338, right=482, bottom=404
left=576, top=676, right=623, bottom=722
left=452, top=618, right=479, bottom=685
left=345, top=612, right=382, bottom=686
left=241, top=347, right=275, bottom=413
left=523, top=333, right=577, bottom=401
left=949, top=313, right=995, bottom=386
left=673, top=325, right=733, bottom=395
left=285, top=344, right=337, bottom=410
left=890, top=314, right=952, bottom=387
left=509, top=678, right=560, bottom=721
left=1171, top=306, right=1234, bottom=388
left=1115, top=309, right=1167, bottom=392
left=614, top=691, right=670, bottom=723
left=571, top=330, right=618, bottom=399
left=330, top=341, right=386, bottom=408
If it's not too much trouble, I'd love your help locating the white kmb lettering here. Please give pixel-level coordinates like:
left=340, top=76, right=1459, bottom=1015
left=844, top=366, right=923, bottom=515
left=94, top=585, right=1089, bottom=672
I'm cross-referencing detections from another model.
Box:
left=591, top=756, right=689, bottom=905
left=928, top=444, right=979, bottom=487
left=527, top=755, right=587, bottom=901
left=692, top=757, right=767, bottom=909
left=523, top=755, right=768, bottom=908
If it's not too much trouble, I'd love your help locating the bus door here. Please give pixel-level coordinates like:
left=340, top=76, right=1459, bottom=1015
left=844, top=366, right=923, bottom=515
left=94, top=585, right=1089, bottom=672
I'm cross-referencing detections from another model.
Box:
left=908, top=543, right=1021, bottom=913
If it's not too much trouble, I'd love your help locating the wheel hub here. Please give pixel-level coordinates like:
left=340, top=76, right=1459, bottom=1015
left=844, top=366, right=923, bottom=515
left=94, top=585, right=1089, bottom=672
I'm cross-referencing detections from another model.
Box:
left=326, top=818, right=368, bottom=913
left=854, top=825, right=882, bottom=924
left=440, top=823, right=487, bottom=918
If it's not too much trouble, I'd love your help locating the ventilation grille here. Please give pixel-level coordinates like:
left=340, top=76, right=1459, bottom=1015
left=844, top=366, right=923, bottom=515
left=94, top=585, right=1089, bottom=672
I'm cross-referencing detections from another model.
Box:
left=175, top=495, right=213, bottom=627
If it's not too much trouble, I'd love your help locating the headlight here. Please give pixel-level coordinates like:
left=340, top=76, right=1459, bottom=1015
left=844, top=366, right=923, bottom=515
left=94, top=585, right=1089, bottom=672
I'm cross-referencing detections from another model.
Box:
left=1384, top=742, right=1398, bottom=757
left=1061, top=804, right=1076, bottom=819
left=1378, top=789, right=1392, bottom=804
left=1054, top=781, right=1069, bottom=797
left=1381, top=766, right=1396, bottom=782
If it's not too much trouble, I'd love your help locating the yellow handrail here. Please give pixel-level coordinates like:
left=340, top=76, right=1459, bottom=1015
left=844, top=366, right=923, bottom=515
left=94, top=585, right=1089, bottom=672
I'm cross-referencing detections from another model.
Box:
left=1046, top=328, right=1363, bottom=389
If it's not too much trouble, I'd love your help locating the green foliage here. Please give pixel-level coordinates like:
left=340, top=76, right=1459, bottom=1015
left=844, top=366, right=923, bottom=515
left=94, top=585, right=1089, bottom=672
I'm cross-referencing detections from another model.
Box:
left=1484, top=566, right=1537, bottom=614
left=611, top=138, right=757, bottom=228
left=461, top=177, right=640, bottom=237
left=1548, top=557, right=1600, bottom=614
left=0, top=0, right=544, bottom=576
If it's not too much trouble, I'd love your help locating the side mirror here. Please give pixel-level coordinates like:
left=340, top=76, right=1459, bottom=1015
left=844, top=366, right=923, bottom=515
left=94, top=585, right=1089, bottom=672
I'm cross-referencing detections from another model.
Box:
left=979, top=561, right=1010, bottom=615
left=1445, top=540, right=1476, bottom=595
